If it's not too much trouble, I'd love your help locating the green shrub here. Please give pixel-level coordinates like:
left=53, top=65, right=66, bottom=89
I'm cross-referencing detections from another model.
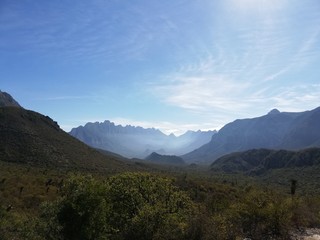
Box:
left=106, top=173, right=194, bottom=239
left=38, top=173, right=194, bottom=240
left=228, top=188, right=292, bottom=239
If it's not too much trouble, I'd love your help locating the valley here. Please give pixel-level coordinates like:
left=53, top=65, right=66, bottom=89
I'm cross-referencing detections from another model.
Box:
left=1, top=90, right=320, bottom=239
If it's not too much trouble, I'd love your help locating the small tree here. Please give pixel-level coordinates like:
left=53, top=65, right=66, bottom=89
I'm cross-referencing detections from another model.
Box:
left=290, top=179, right=297, bottom=198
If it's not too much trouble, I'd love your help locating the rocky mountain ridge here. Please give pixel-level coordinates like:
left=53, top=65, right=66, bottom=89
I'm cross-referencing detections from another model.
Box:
left=69, top=121, right=216, bottom=158
left=183, top=107, right=320, bottom=164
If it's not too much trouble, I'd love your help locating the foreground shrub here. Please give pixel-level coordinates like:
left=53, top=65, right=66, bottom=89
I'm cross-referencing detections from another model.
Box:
left=6, top=172, right=320, bottom=240
left=39, top=173, right=194, bottom=240
left=229, top=188, right=292, bottom=239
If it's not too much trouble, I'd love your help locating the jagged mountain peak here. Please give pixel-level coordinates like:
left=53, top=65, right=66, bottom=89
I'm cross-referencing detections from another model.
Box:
left=69, top=121, right=216, bottom=158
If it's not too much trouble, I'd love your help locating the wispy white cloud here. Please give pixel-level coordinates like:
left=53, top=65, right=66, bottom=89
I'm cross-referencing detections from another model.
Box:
left=229, top=0, right=288, bottom=14
left=2, top=0, right=320, bottom=135
left=150, top=66, right=320, bottom=120
left=0, top=1, right=180, bottom=64
left=270, top=84, right=320, bottom=112
left=152, top=74, right=251, bottom=113
left=263, top=27, right=320, bottom=82
left=148, top=0, right=320, bottom=125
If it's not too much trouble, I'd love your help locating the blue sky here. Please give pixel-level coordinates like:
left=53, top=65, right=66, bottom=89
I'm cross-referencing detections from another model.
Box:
left=1, top=0, right=320, bottom=135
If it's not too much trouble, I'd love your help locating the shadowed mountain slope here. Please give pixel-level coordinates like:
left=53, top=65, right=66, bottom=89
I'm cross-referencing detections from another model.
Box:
left=183, top=107, right=320, bottom=164
left=0, top=107, right=129, bottom=171
left=211, top=148, right=320, bottom=175
left=145, top=152, right=185, bottom=166
left=0, top=90, right=21, bottom=107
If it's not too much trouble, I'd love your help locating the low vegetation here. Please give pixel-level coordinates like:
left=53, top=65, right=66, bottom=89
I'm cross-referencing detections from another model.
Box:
left=1, top=161, right=320, bottom=240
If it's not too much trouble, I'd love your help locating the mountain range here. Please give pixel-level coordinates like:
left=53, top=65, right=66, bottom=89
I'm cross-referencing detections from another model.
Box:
left=69, top=121, right=216, bottom=158
left=2, top=90, right=320, bottom=169
left=183, top=107, right=320, bottom=164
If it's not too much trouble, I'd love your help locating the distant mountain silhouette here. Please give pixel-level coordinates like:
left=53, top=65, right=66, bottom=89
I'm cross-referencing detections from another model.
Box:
left=211, top=148, right=320, bottom=175
left=183, top=107, right=320, bottom=164
left=0, top=90, right=21, bottom=107
left=69, top=121, right=216, bottom=158
left=145, top=152, right=185, bottom=166
left=0, top=107, right=128, bottom=171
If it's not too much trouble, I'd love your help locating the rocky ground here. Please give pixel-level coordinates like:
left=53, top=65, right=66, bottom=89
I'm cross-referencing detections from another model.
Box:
left=291, top=228, right=320, bottom=240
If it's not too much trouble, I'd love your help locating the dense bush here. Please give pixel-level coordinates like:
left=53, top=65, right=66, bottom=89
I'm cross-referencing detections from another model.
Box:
left=38, top=173, right=194, bottom=240
left=1, top=171, right=320, bottom=240
left=228, top=188, right=292, bottom=239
